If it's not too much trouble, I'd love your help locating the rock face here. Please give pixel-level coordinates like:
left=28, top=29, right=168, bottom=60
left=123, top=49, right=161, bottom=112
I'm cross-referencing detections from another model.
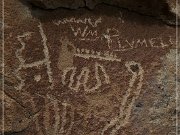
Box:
left=26, top=0, right=180, bottom=25
left=1, top=0, right=180, bottom=135
left=0, top=91, right=31, bottom=134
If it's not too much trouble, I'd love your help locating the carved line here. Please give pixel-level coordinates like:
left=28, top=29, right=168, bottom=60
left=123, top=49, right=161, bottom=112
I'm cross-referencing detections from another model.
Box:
left=62, top=67, right=77, bottom=86
left=43, top=98, right=51, bottom=133
left=84, top=62, right=110, bottom=93
left=15, top=32, right=32, bottom=91
left=74, top=53, right=121, bottom=62
left=15, top=23, right=54, bottom=91
left=71, top=67, right=89, bottom=92
left=33, top=94, right=75, bottom=135
left=75, top=48, right=121, bottom=62
left=53, top=100, right=60, bottom=135
left=53, top=17, right=102, bottom=28
left=103, top=28, right=119, bottom=49
left=38, top=23, right=54, bottom=90
left=59, top=102, right=67, bottom=134
left=62, top=62, right=110, bottom=93
left=101, top=61, right=144, bottom=135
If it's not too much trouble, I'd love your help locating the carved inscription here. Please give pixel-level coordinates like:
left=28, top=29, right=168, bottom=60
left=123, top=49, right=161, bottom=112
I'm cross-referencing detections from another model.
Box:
left=54, top=16, right=173, bottom=51
left=62, top=62, right=110, bottom=93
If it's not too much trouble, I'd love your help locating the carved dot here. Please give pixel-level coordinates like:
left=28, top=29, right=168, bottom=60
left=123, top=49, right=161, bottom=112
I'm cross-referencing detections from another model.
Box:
left=34, top=75, right=41, bottom=82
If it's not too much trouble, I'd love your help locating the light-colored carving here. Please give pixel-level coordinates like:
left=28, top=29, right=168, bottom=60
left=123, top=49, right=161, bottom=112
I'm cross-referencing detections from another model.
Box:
left=78, top=37, right=100, bottom=41
left=53, top=100, right=61, bottom=135
left=15, top=32, right=32, bottom=91
left=115, top=37, right=173, bottom=52
left=60, top=102, right=74, bottom=135
left=34, top=99, right=74, bottom=135
left=101, top=61, right=144, bottom=135
left=102, top=28, right=119, bottom=49
left=59, top=102, right=68, bottom=134
left=135, top=39, right=148, bottom=48
left=62, top=62, right=110, bottom=93
left=15, top=23, right=54, bottom=91
left=34, top=75, right=41, bottom=82
left=75, top=48, right=121, bottom=62
left=43, top=98, right=51, bottom=133
left=62, top=67, right=76, bottom=87
left=70, top=25, right=99, bottom=41
left=38, top=23, right=54, bottom=90
left=70, top=25, right=89, bottom=37
left=53, top=17, right=102, bottom=27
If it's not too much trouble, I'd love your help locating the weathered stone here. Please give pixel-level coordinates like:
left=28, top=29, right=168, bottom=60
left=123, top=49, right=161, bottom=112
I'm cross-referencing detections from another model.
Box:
left=26, top=0, right=180, bottom=25
left=0, top=91, right=31, bottom=134
left=2, top=0, right=180, bottom=134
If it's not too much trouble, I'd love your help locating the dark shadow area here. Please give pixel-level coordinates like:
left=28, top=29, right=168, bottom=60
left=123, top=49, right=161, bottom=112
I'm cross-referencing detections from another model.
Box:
left=19, top=0, right=179, bottom=27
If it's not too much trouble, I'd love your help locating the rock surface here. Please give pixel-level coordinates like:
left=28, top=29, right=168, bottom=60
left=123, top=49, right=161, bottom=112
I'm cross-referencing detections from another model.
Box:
left=26, top=0, right=180, bottom=25
left=0, top=91, right=31, bottom=134
left=1, top=0, right=180, bottom=134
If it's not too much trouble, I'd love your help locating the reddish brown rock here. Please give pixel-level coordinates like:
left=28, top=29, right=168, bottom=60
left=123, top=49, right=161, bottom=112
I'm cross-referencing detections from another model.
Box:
left=1, top=0, right=180, bottom=134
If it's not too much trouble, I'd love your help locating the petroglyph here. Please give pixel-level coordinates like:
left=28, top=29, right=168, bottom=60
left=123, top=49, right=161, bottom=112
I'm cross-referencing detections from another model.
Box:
left=33, top=99, right=74, bottom=135
left=103, top=28, right=119, bottom=49
left=53, top=17, right=102, bottom=27
left=75, top=48, right=121, bottom=62
left=54, top=17, right=173, bottom=51
left=102, top=28, right=173, bottom=50
left=38, top=23, right=54, bottom=89
left=58, top=37, right=121, bottom=64
left=54, top=17, right=102, bottom=41
left=70, top=25, right=99, bottom=41
left=62, top=62, right=110, bottom=93
left=58, top=37, right=121, bottom=93
left=15, top=32, right=32, bottom=91
left=14, top=23, right=54, bottom=91
left=114, top=37, right=173, bottom=51
left=70, top=25, right=98, bottom=39
left=67, top=24, right=173, bottom=50
left=101, top=61, right=144, bottom=135
left=58, top=37, right=122, bottom=85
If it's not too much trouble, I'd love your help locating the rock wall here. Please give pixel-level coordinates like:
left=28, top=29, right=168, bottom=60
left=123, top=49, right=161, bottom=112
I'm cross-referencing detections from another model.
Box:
left=26, top=0, right=180, bottom=25
left=1, top=0, right=180, bottom=135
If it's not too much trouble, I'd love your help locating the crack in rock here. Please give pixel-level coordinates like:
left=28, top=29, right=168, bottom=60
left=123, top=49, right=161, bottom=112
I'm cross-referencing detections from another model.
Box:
left=25, top=0, right=180, bottom=25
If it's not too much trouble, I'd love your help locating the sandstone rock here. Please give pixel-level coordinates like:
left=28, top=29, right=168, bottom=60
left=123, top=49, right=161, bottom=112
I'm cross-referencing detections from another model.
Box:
left=26, top=0, right=180, bottom=25
left=2, top=0, right=180, bottom=134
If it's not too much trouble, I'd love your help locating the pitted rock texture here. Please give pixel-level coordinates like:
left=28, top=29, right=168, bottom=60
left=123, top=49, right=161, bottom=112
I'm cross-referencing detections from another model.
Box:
left=1, top=0, right=180, bottom=134
left=26, top=0, right=180, bottom=25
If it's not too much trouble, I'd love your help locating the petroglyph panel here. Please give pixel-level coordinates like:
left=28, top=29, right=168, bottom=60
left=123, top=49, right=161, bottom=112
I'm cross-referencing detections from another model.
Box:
left=4, top=0, right=178, bottom=134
